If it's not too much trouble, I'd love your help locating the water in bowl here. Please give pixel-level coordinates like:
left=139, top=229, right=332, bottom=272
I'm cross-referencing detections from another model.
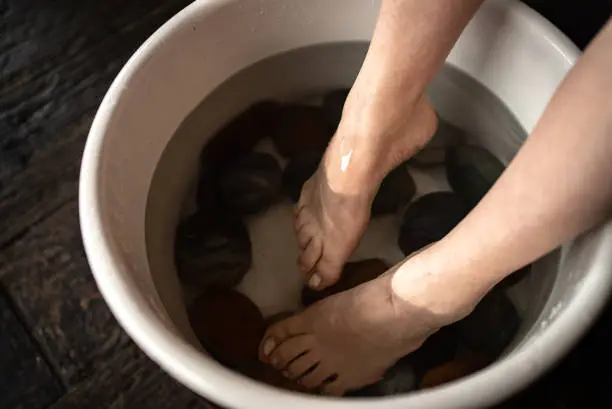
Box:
left=145, top=41, right=558, bottom=395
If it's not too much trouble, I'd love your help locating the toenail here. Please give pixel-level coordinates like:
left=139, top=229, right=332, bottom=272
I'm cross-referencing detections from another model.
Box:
left=263, top=338, right=276, bottom=356
left=282, top=370, right=290, bottom=378
left=309, top=273, right=322, bottom=289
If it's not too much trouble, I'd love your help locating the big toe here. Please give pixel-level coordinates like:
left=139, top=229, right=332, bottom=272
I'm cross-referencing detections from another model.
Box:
left=259, top=315, right=306, bottom=362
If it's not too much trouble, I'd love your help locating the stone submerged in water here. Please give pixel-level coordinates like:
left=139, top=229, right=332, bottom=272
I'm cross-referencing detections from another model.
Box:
left=419, top=352, right=489, bottom=389
left=408, top=325, right=460, bottom=378
left=271, top=104, right=333, bottom=158
left=371, top=165, right=417, bottom=217
left=281, top=152, right=322, bottom=203
left=397, top=191, right=468, bottom=256
left=301, top=259, right=389, bottom=307
left=197, top=100, right=282, bottom=211
left=188, top=289, right=265, bottom=368
left=409, top=117, right=465, bottom=168
left=174, top=212, right=252, bottom=289
left=497, top=264, right=531, bottom=290
left=348, top=357, right=417, bottom=396
left=453, top=289, right=521, bottom=359
left=217, top=152, right=282, bottom=215
left=445, top=145, right=505, bottom=209
left=322, top=88, right=350, bottom=131
left=200, top=100, right=281, bottom=167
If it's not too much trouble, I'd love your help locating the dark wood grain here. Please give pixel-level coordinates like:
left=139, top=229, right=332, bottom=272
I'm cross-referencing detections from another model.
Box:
left=48, top=343, right=214, bottom=409
left=0, top=0, right=191, bottom=247
left=0, top=285, right=63, bottom=409
left=0, top=200, right=133, bottom=385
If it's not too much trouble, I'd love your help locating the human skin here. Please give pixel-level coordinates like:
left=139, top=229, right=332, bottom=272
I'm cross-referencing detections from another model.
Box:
left=262, top=0, right=612, bottom=397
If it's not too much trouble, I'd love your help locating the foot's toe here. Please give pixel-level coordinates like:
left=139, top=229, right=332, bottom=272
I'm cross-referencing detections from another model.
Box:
left=268, top=335, right=315, bottom=369
left=284, top=351, right=320, bottom=380
left=308, top=255, right=343, bottom=290
left=296, top=221, right=318, bottom=250
left=320, top=378, right=345, bottom=397
left=299, top=363, right=334, bottom=389
left=259, top=316, right=305, bottom=361
left=298, top=238, right=322, bottom=274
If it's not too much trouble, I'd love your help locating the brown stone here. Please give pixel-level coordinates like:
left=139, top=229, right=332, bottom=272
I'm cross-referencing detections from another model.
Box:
left=200, top=100, right=282, bottom=168
left=271, top=104, right=333, bottom=158
left=188, top=289, right=265, bottom=367
left=419, top=352, right=489, bottom=389
left=301, top=259, right=389, bottom=307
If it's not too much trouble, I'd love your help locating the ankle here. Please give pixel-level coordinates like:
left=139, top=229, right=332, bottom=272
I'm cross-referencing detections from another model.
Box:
left=389, top=243, right=491, bottom=323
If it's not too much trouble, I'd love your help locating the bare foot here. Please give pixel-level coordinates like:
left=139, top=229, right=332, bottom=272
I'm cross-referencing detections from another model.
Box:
left=296, top=96, right=437, bottom=290
left=260, top=246, right=486, bottom=395
left=258, top=271, right=439, bottom=395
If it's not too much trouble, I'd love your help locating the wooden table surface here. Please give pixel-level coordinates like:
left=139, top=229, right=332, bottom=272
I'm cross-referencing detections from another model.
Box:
left=0, top=0, right=609, bottom=408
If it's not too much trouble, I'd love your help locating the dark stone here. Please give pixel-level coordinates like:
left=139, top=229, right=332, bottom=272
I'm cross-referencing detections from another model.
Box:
left=398, top=192, right=468, bottom=256
left=453, top=290, right=521, bottom=359
left=372, top=165, right=417, bottom=216
left=281, top=152, right=322, bottom=203
left=301, top=259, right=388, bottom=307
left=408, top=326, right=460, bottom=378
left=174, top=212, right=252, bottom=290
left=322, top=88, right=350, bottom=130
left=217, top=152, right=282, bottom=215
left=197, top=100, right=282, bottom=211
left=446, top=145, right=505, bottom=209
left=271, top=104, right=333, bottom=158
left=497, top=264, right=532, bottom=290
left=348, top=358, right=417, bottom=396
left=409, top=118, right=465, bottom=168
left=199, top=100, right=282, bottom=168
left=419, top=352, right=489, bottom=389
left=188, top=289, right=265, bottom=368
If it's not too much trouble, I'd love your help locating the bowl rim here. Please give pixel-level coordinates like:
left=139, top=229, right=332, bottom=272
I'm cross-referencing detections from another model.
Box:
left=79, top=0, right=612, bottom=408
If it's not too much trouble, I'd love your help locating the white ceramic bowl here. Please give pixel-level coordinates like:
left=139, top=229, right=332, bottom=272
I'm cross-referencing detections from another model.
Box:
left=79, top=0, right=612, bottom=408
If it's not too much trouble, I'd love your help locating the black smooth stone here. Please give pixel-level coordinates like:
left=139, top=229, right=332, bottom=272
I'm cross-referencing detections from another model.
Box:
left=398, top=192, right=468, bottom=256
left=271, top=104, right=333, bottom=158
left=281, top=152, right=322, bottom=203
left=446, top=145, right=505, bottom=209
left=348, top=358, right=417, bottom=396
left=453, top=289, right=521, bottom=359
left=497, top=264, right=531, bottom=290
left=174, top=212, right=252, bottom=289
left=372, top=165, right=417, bottom=216
left=409, top=118, right=465, bottom=168
left=199, top=100, right=282, bottom=168
left=197, top=100, right=281, bottom=211
left=322, top=88, right=350, bottom=130
left=218, top=152, right=282, bottom=215
left=408, top=325, right=461, bottom=378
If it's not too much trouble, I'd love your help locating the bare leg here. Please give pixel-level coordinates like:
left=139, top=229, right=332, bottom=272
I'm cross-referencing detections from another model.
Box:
left=264, top=18, right=612, bottom=396
left=297, top=0, right=485, bottom=290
